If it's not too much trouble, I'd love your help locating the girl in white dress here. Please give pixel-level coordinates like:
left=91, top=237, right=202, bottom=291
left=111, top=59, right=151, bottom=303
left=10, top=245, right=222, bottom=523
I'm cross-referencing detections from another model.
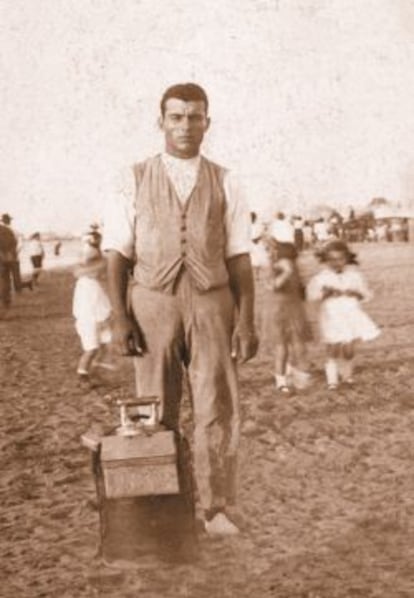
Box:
left=73, top=234, right=113, bottom=385
left=307, top=241, right=380, bottom=389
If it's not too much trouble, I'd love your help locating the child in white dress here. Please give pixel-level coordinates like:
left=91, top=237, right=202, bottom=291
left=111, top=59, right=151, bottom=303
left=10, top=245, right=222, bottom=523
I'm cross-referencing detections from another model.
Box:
left=307, top=241, right=380, bottom=389
left=73, top=234, right=113, bottom=385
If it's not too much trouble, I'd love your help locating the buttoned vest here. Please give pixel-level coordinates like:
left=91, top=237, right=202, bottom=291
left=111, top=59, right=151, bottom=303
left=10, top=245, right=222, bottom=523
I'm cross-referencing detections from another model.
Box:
left=132, top=155, right=229, bottom=294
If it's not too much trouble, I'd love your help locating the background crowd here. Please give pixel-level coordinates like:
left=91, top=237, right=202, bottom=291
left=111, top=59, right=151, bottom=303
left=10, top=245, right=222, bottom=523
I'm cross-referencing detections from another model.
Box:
left=251, top=205, right=412, bottom=260
left=1, top=201, right=412, bottom=315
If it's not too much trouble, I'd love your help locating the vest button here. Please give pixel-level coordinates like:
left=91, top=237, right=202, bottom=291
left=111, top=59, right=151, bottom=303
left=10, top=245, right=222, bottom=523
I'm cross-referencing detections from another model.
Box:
left=181, top=237, right=186, bottom=243
left=181, top=225, right=186, bottom=231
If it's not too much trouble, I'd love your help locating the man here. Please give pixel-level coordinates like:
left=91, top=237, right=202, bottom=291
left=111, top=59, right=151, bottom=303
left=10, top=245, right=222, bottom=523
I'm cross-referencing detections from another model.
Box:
left=1, top=214, right=26, bottom=293
left=292, top=215, right=304, bottom=252
left=250, top=211, right=268, bottom=280
left=270, top=211, right=295, bottom=244
left=313, top=217, right=330, bottom=243
left=103, top=83, right=258, bottom=535
left=0, top=214, right=21, bottom=309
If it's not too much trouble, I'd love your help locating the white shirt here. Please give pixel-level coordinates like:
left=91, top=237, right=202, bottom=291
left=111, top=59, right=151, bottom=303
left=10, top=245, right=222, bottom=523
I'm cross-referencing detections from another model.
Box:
left=102, top=153, right=251, bottom=260
left=270, top=218, right=295, bottom=243
left=28, top=239, right=44, bottom=257
left=313, top=221, right=329, bottom=241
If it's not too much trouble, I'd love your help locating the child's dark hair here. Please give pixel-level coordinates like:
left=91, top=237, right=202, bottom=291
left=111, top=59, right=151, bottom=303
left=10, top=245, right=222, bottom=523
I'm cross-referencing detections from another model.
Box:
left=316, top=240, right=359, bottom=265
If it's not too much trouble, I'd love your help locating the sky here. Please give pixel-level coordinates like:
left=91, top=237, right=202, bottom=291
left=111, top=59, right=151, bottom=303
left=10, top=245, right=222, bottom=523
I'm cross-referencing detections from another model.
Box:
left=1, top=0, right=414, bottom=234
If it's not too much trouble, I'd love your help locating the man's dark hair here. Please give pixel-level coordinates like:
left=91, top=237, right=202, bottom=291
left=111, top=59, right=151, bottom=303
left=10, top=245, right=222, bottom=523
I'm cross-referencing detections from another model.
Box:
left=160, top=83, right=209, bottom=116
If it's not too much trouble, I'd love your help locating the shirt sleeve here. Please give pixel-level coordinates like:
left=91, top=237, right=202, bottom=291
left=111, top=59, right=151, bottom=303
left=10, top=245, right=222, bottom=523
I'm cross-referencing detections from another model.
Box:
left=223, top=171, right=251, bottom=259
left=101, top=167, right=136, bottom=260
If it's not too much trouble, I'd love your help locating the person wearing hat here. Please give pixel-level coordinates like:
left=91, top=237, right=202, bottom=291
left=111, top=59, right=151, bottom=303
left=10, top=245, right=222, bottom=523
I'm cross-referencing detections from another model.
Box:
left=0, top=214, right=22, bottom=308
left=0, top=214, right=32, bottom=305
left=103, top=83, right=258, bottom=535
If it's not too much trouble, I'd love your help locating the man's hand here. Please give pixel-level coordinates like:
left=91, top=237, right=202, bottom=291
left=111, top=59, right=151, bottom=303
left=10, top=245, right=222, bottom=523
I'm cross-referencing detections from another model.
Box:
left=106, top=250, right=141, bottom=356
left=113, top=313, right=145, bottom=357
left=231, top=326, right=259, bottom=363
left=226, top=254, right=257, bottom=363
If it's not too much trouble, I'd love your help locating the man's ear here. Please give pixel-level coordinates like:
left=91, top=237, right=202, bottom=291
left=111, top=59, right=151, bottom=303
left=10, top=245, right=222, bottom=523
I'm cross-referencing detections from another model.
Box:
left=205, top=116, right=211, bottom=131
left=157, top=115, right=164, bottom=131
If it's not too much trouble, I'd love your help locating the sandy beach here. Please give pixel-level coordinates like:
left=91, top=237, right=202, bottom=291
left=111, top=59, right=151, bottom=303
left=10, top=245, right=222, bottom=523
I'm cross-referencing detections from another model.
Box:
left=1, top=243, right=413, bottom=597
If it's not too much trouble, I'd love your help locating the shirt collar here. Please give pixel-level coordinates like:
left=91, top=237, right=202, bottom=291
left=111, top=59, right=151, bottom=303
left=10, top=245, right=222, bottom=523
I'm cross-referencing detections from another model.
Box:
left=161, top=152, right=201, bottom=170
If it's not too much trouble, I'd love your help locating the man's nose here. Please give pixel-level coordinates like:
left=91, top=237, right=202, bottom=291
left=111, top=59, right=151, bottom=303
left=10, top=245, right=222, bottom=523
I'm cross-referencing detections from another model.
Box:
left=180, top=116, right=191, bottom=131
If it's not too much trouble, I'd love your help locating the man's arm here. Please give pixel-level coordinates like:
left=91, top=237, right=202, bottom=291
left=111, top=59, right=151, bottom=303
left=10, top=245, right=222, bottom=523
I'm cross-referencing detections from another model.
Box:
left=222, top=171, right=258, bottom=362
left=106, top=250, right=130, bottom=317
left=226, top=253, right=258, bottom=363
left=106, top=250, right=143, bottom=356
left=102, top=165, right=139, bottom=354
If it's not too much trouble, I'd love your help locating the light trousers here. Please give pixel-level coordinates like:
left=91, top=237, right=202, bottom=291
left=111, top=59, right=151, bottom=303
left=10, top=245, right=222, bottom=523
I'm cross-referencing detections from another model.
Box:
left=130, top=273, right=240, bottom=512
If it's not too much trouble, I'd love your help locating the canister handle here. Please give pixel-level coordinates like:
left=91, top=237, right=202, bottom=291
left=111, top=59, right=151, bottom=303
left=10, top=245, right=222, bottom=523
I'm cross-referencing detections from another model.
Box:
left=116, top=397, right=161, bottom=430
left=116, top=397, right=160, bottom=407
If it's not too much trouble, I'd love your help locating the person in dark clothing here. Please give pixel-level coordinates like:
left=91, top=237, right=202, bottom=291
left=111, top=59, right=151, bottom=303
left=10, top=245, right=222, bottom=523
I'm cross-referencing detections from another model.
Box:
left=0, top=216, right=18, bottom=308
left=0, top=214, right=23, bottom=296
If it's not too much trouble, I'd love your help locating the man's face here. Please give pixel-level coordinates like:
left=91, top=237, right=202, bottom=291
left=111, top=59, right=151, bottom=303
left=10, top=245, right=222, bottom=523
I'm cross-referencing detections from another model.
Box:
left=159, top=98, right=210, bottom=158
